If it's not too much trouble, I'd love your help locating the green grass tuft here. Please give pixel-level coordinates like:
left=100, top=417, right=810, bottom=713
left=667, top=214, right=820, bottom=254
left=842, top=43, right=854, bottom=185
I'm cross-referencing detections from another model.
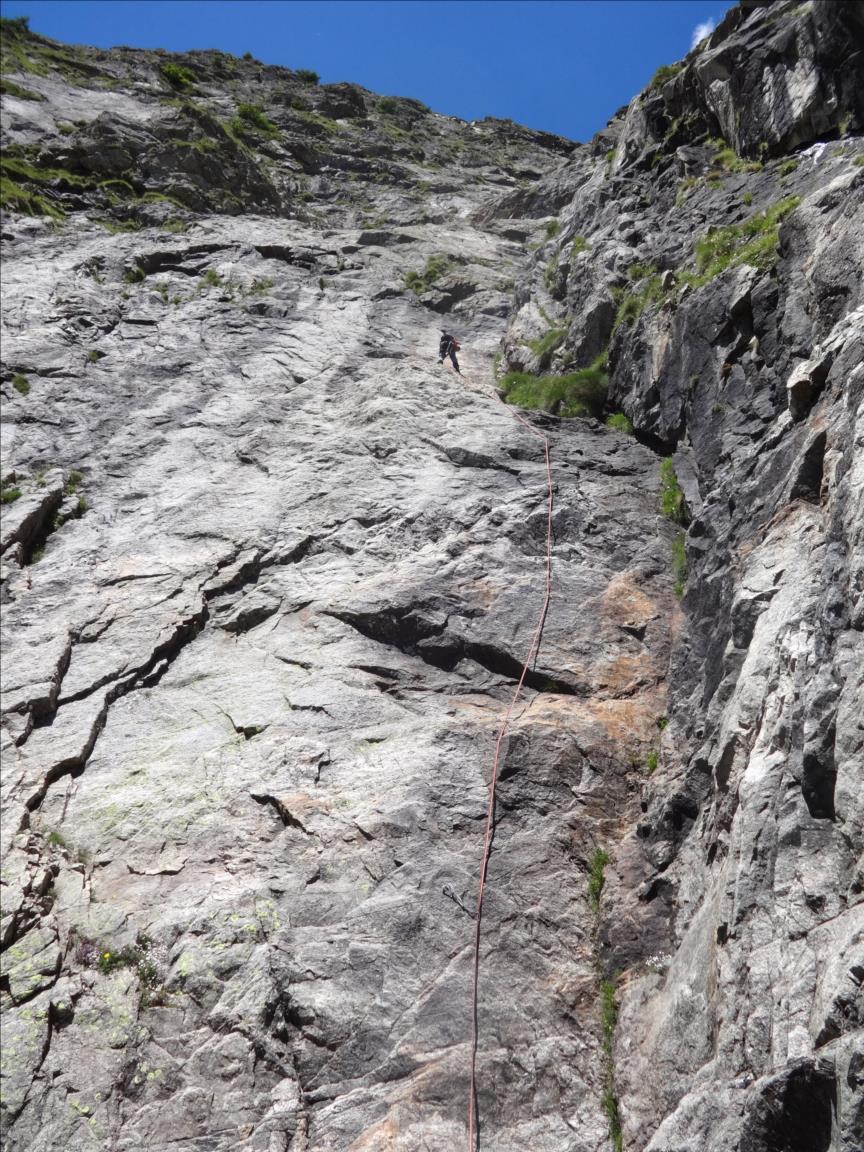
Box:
left=646, top=750, right=659, bottom=773
left=404, top=253, right=451, bottom=295
left=570, top=235, right=588, bottom=256
left=233, top=102, right=280, bottom=139
left=599, top=978, right=623, bottom=1150
left=605, top=413, right=634, bottom=435
left=650, top=62, right=683, bottom=90
left=160, top=61, right=197, bottom=91
left=685, top=196, right=800, bottom=287
left=672, top=532, right=687, bottom=598
left=613, top=272, right=666, bottom=330
left=660, top=458, right=687, bottom=524
left=501, top=364, right=607, bottom=418
left=0, top=175, right=64, bottom=220
left=527, top=327, right=566, bottom=364
left=543, top=218, right=561, bottom=239
left=588, top=848, right=610, bottom=914
left=0, top=76, right=44, bottom=100
left=295, top=68, right=319, bottom=84
left=1, top=486, right=22, bottom=504
left=707, top=138, right=763, bottom=175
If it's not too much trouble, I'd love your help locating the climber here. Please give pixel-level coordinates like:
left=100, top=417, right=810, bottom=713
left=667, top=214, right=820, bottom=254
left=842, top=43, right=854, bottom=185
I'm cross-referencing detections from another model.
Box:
left=438, top=330, right=461, bottom=374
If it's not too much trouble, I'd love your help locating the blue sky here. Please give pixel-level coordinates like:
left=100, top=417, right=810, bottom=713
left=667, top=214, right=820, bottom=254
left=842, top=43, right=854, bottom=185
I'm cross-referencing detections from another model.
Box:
left=1, top=0, right=731, bottom=141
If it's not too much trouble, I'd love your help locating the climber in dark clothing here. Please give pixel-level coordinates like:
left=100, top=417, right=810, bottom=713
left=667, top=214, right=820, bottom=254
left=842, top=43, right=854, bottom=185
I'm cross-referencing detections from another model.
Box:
left=438, top=331, right=461, bottom=374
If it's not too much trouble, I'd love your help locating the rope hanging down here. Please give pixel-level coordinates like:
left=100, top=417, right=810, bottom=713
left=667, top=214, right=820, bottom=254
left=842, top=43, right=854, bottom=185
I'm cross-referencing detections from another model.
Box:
left=450, top=366, right=555, bottom=1151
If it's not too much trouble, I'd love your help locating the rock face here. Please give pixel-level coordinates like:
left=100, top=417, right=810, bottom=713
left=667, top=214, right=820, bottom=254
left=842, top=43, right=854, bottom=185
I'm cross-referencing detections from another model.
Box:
left=0, top=4, right=862, bottom=1151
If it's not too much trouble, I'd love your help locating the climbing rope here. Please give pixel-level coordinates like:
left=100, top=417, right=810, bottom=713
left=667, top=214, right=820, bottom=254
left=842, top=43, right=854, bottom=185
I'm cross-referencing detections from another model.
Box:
left=448, top=364, right=555, bottom=1151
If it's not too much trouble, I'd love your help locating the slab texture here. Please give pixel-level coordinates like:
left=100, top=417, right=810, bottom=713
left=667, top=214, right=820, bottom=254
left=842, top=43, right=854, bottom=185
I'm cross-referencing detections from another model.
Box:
left=1, top=4, right=862, bottom=1150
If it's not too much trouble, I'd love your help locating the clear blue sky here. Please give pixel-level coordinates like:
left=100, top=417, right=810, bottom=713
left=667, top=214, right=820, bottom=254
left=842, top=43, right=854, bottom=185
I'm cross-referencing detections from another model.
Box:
left=0, top=0, right=732, bottom=141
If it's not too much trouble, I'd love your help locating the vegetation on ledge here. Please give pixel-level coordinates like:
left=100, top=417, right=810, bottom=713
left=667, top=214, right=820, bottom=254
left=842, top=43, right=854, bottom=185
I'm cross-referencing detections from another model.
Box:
left=502, top=354, right=608, bottom=418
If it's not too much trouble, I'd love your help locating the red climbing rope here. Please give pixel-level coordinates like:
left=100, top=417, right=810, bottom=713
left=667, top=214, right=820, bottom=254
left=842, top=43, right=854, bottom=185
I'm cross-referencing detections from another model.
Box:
left=450, top=365, right=555, bottom=1151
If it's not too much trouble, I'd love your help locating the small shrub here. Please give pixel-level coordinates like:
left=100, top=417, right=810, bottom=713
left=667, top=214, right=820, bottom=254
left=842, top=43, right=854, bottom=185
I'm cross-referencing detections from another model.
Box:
left=378, top=96, right=400, bottom=115
left=57, top=121, right=75, bottom=135
left=605, top=148, right=615, bottom=165
left=160, top=61, right=197, bottom=90
left=672, top=532, right=687, bottom=598
left=296, top=68, right=319, bottom=84
left=606, top=413, right=634, bottom=435
left=660, top=458, right=687, bottom=523
left=646, top=750, right=659, bottom=773
left=650, top=62, right=683, bottom=90
left=544, top=218, right=561, bottom=239
left=588, top=848, right=610, bottom=913
left=656, top=716, right=668, bottom=730
left=12, top=373, right=30, bottom=395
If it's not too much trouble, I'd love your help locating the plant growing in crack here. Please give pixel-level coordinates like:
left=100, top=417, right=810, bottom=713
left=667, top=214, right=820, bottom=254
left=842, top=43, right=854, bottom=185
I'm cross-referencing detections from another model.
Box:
left=588, top=848, right=610, bottom=915
left=587, top=846, right=623, bottom=1151
left=74, top=930, right=170, bottom=1007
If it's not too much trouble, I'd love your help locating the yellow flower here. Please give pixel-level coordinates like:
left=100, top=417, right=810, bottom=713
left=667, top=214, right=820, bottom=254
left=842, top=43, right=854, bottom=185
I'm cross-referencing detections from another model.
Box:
left=103, top=952, right=111, bottom=959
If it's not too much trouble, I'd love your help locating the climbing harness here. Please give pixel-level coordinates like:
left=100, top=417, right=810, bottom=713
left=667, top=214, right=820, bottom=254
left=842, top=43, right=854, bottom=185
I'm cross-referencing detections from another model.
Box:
left=448, top=363, right=555, bottom=1151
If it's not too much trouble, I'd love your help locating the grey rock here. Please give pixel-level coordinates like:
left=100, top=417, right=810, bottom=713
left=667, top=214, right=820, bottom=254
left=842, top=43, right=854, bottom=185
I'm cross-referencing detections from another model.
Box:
left=1, top=6, right=863, bottom=1152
